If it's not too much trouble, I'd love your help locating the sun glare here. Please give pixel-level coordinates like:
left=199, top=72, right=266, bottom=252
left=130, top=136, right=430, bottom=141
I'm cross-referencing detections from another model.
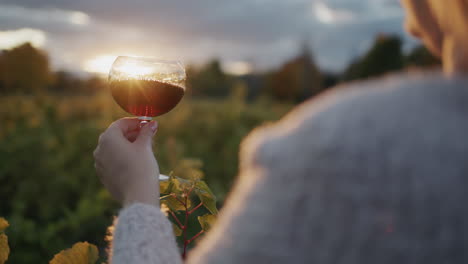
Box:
left=83, top=55, right=118, bottom=74
left=83, top=55, right=155, bottom=76
left=222, top=61, right=253, bottom=76
left=0, top=28, right=46, bottom=50
left=115, top=61, right=155, bottom=77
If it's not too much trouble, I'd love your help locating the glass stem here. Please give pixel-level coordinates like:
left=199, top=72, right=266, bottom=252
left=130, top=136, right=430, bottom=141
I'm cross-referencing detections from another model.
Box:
left=138, top=116, right=152, bottom=128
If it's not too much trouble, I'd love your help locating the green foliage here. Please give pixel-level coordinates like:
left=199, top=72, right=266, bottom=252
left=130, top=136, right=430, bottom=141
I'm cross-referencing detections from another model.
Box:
left=0, top=218, right=9, bottom=264
left=0, top=96, right=118, bottom=263
left=172, top=223, right=183, bottom=237
left=161, top=177, right=218, bottom=218
left=159, top=161, right=219, bottom=258
left=162, top=195, right=191, bottom=212
left=1, top=218, right=100, bottom=264
left=198, top=214, right=216, bottom=231
left=160, top=175, right=218, bottom=231
left=194, top=181, right=218, bottom=215
left=49, top=242, right=98, bottom=264
left=0, top=94, right=290, bottom=264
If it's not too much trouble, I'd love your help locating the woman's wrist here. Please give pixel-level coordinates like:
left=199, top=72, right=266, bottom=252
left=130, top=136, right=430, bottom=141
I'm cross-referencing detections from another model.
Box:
left=122, top=180, right=160, bottom=208
left=123, top=191, right=159, bottom=208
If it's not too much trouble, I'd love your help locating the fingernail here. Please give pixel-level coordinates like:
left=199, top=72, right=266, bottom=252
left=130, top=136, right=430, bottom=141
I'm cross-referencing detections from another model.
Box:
left=151, top=121, right=158, bottom=133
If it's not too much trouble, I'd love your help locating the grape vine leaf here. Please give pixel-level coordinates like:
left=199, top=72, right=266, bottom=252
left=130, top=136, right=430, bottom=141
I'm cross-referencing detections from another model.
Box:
left=198, top=214, right=216, bottom=231
left=0, top=234, right=8, bottom=264
left=161, top=176, right=192, bottom=195
left=0, top=218, right=9, bottom=264
left=0, top=218, right=8, bottom=232
left=194, top=181, right=218, bottom=214
left=174, top=177, right=192, bottom=192
left=159, top=180, right=170, bottom=194
left=49, top=242, right=99, bottom=264
left=161, top=195, right=191, bottom=212
left=172, top=223, right=183, bottom=236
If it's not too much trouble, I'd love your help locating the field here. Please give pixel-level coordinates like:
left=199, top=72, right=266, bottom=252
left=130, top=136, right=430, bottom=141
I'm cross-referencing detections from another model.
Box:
left=0, top=92, right=291, bottom=263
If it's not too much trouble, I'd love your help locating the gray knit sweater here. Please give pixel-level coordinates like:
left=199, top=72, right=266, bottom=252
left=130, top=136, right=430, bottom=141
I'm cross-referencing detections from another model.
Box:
left=111, top=72, right=468, bottom=263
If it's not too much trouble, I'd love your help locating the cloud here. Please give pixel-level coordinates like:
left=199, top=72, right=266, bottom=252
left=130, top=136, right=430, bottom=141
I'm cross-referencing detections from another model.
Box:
left=0, top=28, right=47, bottom=49
left=313, top=2, right=355, bottom=24
left=221, top=61, right=253, bottom=76
left=0, top=5, right=90, bottom=28
left=311, top=0, right=404, bottom=26
left=0, top=0, right=414, bottom=73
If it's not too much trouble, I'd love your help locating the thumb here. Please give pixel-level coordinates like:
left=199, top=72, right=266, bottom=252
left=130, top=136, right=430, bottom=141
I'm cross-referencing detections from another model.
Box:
left=135, top=121, right=158, bottom=146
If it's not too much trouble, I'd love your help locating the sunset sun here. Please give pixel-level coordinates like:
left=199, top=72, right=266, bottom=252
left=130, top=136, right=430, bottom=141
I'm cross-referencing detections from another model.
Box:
left=113, top=61, right=155, bottom=77
left=83, top=55, right=118, bottom=74
left=83, top=55, right=155, bottom=76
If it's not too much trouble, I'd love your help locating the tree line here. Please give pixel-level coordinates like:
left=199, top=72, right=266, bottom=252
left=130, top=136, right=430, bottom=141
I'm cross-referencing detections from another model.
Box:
left=0, top=34, right=440, bottom=102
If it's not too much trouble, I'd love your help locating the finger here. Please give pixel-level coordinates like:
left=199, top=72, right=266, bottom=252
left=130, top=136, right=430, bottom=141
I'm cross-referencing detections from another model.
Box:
left=108, top=118, right=141, bottom=136
left=135, top=121, right=158, bottom=146
left=125, top=130, right=139, bottom=142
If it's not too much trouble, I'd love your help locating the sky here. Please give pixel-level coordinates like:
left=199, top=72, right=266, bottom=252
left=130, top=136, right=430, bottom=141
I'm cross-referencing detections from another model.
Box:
left=0, top=0, right=419, bottom=75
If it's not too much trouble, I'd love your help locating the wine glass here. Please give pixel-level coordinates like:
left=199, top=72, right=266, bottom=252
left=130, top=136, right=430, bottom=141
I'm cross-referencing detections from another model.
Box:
left=108, top=56, right=186, bottom=181
left=108, top=56, right=186, bottom=126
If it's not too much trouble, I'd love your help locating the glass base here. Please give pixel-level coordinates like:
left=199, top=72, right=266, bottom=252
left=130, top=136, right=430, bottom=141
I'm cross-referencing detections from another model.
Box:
left=159, top=174, right=169, bottom=181
left=138, top=116, right=152, bottom=127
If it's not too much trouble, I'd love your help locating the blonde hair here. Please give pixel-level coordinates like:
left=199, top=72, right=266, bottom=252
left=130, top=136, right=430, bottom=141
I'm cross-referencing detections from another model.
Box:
left=429, top=0, right=468, bottom=34
left=403, top=0, right=468, bottom=73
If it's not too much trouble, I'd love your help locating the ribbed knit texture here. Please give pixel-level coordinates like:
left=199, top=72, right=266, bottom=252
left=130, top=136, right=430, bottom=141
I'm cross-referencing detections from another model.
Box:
left=112, top=72, right=468, bottom=263
left=111, top=204, right=182, bottom=264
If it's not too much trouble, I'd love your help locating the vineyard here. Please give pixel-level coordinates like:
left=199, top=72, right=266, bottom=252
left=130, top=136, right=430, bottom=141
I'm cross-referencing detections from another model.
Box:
left=0, top=92, right=291, bottom=263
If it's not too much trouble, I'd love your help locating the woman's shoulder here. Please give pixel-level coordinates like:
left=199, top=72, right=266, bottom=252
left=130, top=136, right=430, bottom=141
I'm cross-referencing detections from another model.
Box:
left=287, top=70, right=468, bottom=127
left=240, top=71, right=468, bottom=168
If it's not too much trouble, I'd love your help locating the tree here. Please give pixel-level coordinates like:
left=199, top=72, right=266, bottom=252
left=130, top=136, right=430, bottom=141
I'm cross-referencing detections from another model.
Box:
left=322, top=72, right=340, bottom=89
left=0, top=43, right=53, bottom=94
left=344, top=34, right=404, bottom=81
left=50, top=71, right=80, bottom=94
left=265, top=45, right=322, bottom=102
left=49, top=71, right=106, bottom=95
left=187, top=60, right=233, bottom=97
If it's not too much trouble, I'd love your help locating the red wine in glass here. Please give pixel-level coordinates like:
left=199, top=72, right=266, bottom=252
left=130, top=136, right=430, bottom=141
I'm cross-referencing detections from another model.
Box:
left=110, top=79, right=184, bottom=117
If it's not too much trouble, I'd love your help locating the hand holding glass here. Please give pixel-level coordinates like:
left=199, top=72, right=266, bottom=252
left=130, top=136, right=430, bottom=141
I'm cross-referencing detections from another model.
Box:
left=108, top=56, right=185, bottom=181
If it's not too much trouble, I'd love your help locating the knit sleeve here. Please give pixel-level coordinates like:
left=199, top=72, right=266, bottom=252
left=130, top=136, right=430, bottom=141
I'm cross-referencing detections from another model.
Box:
left=110, top=203, right=183, bottom=264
